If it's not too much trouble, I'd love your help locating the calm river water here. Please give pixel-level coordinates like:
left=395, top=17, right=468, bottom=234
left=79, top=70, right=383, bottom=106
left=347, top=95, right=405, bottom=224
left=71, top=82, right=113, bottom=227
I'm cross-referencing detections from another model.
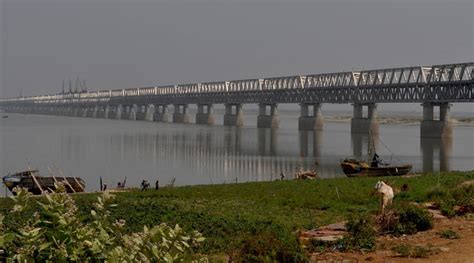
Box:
left=0, top=112, right=473, bottom=192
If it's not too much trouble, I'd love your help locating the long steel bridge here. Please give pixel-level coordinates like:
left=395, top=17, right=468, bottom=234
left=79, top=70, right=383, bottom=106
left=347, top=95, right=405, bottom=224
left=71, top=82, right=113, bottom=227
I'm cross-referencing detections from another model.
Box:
left=1, top=62, right=473, bottom=138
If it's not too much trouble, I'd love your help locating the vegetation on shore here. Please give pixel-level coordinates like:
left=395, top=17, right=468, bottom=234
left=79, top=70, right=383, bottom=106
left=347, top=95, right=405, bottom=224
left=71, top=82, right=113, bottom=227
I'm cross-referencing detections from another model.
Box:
left=0, top=171, right=472, bottom=261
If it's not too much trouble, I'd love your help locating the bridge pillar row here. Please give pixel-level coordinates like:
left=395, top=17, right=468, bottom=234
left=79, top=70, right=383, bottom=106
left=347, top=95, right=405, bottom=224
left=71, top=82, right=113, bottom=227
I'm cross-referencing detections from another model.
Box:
left=173, top=104, right=191, bottom=124
left=257, top=103, right=279, bottom=128
left=196, top=104, right=215, bottom=125
left=153, top=104, right=170, bottom=122
left=350, top=103, right=379, bottom=135
left=420, top=102, right=452, bottom=138
left=224, top=103, right=244, bottom=127
left=298, top=103, right=323, bottom=130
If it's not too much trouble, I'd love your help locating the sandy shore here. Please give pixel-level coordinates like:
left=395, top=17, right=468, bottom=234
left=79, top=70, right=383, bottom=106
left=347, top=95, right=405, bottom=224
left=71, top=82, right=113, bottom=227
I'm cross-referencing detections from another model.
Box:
left=323, top=115, right=474, bottom=126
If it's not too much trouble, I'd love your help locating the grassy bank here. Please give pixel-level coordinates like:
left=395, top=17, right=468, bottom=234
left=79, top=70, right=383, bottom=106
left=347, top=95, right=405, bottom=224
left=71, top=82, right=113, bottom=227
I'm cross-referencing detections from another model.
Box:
left=1, top=171, right=473, bottom=261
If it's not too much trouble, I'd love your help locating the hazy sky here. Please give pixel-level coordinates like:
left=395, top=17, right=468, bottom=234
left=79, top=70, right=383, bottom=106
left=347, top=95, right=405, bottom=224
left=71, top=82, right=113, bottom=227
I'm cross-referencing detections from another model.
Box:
left=1, top=0, right=473, bottom=112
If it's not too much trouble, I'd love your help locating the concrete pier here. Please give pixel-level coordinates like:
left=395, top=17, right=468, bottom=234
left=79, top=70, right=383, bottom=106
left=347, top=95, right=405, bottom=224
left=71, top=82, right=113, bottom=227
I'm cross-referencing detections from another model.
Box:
left=144, top=105, right=154, bottom=121
left=351, top=103, right=379, bottom=134
left=136, top=105, right=146, bottom=120
left=420, top=102, right=452, bottom=138
left=173, top=104, right=191, bottom=123
left=129, top=104, right=137, bottom=120
left=223, top=104, right=244, bottom=127
left=96, top=106, right=105, bottom=118
left=196, top=104, right=215, bottom=125
left=257, top=104, right=279, bottom=128
left=114, top=105, right=123, bottom=120
left=298, top=103, right=323, bottom=130
left=153, top=104, right=170, bottom=122
left=92, top=106, right=99, bottom=118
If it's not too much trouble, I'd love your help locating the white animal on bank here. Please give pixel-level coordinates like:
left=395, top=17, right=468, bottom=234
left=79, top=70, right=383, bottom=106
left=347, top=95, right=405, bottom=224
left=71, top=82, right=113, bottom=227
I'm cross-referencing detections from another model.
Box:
left=374, top=181, right=394, bottom=214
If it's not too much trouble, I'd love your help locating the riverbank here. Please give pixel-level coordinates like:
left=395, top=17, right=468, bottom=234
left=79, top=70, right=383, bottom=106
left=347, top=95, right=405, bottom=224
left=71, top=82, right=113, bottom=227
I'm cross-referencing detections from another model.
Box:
left=323, top=115, right=474, bottom=126
left=1, top=171, right=473, bottom=261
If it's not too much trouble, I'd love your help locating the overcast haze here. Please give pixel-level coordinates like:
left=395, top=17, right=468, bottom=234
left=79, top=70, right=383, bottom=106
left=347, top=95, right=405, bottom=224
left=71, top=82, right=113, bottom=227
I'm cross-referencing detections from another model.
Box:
left=1, top=0, right=473, bottom=112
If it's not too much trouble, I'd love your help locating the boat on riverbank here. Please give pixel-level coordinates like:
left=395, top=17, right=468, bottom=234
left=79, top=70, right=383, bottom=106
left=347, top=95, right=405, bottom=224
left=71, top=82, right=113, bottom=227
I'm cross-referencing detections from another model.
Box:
left=340, top=159, right=412, bottom=177
left=2, top=170, right=85, bottom=195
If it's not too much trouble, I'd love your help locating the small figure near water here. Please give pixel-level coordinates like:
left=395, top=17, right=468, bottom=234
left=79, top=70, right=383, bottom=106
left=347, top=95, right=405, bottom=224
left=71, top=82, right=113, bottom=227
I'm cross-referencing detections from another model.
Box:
left=374, top=181, right=394, bottom=214
left=155, top=180, right=159, bottom=190
left=371, top=153, right=381, bottom=168
left=141, top=180, right=150, bottom=191
left=280, top=172, right=286, bottom=180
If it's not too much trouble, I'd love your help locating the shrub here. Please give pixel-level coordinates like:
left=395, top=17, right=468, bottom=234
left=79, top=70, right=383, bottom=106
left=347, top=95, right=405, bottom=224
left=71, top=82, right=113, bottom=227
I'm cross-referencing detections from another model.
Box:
left=437, top=229, right=460, bottom=239
left=382, top=204, right=433, bottom=236
left=338, top=214, right=376, bottom=251
left=392, top=244, right=411, bottom=257
left=0, top=185, right=205, bottom=262
left=412, top=245, right=431, bottom=258
left=233, top=228, right=306, bottom=263
left=392, top=244, right=433, bottom=258
left=439, top=201, right=456, bottom=218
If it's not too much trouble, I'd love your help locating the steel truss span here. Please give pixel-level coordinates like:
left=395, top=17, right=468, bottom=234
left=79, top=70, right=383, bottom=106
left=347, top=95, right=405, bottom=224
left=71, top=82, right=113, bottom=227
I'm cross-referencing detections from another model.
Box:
left=1, top=62, right=473, bottom=107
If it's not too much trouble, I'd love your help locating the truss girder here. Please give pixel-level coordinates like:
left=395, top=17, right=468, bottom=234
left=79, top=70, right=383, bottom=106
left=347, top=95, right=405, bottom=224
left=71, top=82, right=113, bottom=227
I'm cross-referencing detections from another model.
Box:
left=1, top=63, right=472, bottom=108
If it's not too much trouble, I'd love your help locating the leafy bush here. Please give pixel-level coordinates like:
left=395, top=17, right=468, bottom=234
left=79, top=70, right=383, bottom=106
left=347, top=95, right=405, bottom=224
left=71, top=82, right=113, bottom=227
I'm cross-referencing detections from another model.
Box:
left=0, top=185, right=205, bottom=262
left=412, top=245, right=431, bottom=258
left=233, top=229, right=305, bottom=263
left=392, top=244, right=433, bottom=258
left=381, top=204, right=433, bottom=236
left=437, top=229, right=460, bottom=239
left=338, top=214, right=376, bottom=251
left=392, top=244, right=411, bottom=257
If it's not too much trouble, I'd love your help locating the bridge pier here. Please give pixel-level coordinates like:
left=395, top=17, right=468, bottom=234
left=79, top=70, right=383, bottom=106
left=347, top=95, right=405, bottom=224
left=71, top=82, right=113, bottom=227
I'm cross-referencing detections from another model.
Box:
left=136, top=105, right=147, bottom=120
left=129, top=104, right=137, bottom=120
left=351, top=103, right=379, bottom=134
left=173, top=104, right=191, bottom=123
left=80, top=107, right=88, bottom=117
left=96, top=105, right=108, bottom=118
left=114, top=104, right=123, bottom=119
left=144, top=104, right=154, bottom=121
left=224, top=104, right=244, bottom=127
left=153, top=104, right=170, bottom=122
left=420, top=102, right=452, bottom=138
left=298, top=103, right=323, bottom=130
left=92, top=106, right=99, bottom=118
left=196, top=104, right=215, bottom=125
left=257, top=104, right=279, bottom=128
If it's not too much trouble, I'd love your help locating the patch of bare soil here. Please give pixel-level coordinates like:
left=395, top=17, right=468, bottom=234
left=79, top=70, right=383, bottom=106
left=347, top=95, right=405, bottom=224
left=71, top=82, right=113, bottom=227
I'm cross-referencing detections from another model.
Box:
left=310, top=216, right=474, bottom=263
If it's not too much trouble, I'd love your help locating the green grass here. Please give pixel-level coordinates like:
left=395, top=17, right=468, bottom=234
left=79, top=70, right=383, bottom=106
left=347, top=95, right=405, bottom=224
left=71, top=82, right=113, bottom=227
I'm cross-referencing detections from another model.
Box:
left=1, top=171, right=473, bottom=260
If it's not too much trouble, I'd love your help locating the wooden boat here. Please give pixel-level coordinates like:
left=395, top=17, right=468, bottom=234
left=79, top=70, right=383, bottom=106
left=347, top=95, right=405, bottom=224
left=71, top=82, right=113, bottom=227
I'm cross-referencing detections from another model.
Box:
left=2, top=170, right=85, bottom=195
left=340, top=159, right=412, bottom=177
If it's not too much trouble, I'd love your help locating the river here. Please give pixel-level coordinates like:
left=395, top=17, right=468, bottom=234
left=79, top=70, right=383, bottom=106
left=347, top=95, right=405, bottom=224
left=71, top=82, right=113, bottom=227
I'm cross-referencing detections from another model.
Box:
left=0, top=112, right=473, bottom=193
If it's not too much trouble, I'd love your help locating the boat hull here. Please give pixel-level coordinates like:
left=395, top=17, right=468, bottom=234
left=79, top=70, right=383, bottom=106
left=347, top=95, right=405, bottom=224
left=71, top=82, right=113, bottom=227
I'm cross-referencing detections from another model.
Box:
left=3, top=170, right=85, bottom=195
left=341, top=160, right=412, bottom=177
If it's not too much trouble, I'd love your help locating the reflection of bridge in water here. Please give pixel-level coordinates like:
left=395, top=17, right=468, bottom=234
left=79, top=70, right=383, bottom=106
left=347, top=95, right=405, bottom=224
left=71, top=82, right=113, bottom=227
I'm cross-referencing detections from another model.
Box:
left=101, top=128, right=349, bottom=181
left=82, top=127, right=449, bottom=183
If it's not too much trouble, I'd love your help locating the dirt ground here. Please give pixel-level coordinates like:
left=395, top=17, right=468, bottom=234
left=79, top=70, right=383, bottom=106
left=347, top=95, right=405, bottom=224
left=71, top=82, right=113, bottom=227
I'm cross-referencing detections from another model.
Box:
left=310, top=216, right=474, bottom=263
